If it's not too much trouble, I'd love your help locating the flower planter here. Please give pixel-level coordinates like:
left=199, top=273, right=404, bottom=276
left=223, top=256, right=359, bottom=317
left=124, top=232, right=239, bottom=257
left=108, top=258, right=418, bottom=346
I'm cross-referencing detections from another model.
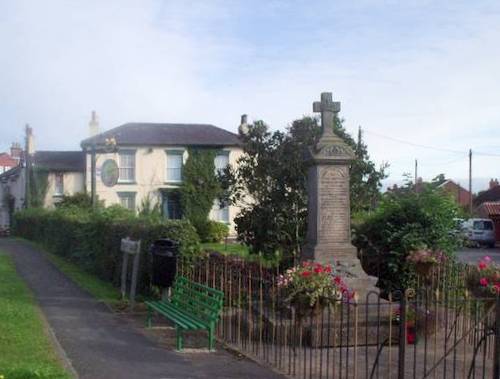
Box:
left=414, top=262, right=435, bottom=277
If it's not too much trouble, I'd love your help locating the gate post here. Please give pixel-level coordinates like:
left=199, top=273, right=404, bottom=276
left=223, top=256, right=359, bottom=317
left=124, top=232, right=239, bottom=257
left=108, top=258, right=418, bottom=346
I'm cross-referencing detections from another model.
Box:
left=494, top=296, right=500, bottom=379
left=398, top=292, right=406, bottom=379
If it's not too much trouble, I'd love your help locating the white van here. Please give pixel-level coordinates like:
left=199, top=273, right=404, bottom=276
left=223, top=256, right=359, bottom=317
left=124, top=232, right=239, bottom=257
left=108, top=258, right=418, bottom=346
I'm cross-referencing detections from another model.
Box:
left=464, top=218, right=496, bottom=248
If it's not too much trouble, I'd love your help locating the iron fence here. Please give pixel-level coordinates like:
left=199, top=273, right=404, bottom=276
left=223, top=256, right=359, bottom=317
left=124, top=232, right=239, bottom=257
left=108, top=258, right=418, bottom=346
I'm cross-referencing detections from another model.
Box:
left=178, top=254, right=500, bottom=379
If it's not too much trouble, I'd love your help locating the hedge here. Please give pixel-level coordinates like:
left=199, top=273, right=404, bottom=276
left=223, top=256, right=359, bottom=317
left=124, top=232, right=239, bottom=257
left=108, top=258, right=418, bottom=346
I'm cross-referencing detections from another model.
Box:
left=13, top=206, right=201, bottom=295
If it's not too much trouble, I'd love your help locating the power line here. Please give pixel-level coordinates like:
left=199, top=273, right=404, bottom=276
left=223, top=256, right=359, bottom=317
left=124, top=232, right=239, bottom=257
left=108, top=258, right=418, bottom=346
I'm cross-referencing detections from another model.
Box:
left=364, top=129, right=500, bottom=157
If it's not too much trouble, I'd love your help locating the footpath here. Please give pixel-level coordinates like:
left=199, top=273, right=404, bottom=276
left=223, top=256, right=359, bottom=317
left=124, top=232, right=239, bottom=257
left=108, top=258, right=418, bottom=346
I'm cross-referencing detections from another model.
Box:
left=0, top=239, right=284, bottom=379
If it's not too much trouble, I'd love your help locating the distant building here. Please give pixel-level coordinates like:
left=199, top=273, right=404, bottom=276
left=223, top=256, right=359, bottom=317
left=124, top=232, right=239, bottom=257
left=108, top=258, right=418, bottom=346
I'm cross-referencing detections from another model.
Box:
left=437, top=180, right=471, bottom=208
left=473, top=178, right=500, bottom=243
left=0, top=127, right=85, bottom=229
left=0, top=142, right=22, bottom=173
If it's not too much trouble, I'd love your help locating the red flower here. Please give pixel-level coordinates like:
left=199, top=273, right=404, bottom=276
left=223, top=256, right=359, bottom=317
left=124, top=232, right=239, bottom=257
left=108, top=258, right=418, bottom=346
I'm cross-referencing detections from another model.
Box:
left=494, top=283, right=500, bottom=293
left=301, top=271, right=311, bottom=278
left=333, top=276, right=342, bottom=285
left=480, top=278, right=489, bottom=286
left=479, top=261, right=487, bottom=270
left=324, top=265, right=332, bottom=273
left=314, top=267, right=323, bottom=274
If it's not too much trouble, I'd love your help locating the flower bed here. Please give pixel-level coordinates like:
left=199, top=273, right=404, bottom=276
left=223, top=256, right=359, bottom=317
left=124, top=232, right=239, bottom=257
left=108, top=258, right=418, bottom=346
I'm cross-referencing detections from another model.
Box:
left=466, top=256, right=500, bottom=303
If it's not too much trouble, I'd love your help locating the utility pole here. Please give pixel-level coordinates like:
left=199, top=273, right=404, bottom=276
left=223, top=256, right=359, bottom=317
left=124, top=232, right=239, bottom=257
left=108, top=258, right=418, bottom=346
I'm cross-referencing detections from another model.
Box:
left=90, top=145, right=97, bottom=208
left=469, top=149, right=473, bottom=215
left=24, top=124, right=31, bottom=208
left=414, top=159, right=418, bottom=193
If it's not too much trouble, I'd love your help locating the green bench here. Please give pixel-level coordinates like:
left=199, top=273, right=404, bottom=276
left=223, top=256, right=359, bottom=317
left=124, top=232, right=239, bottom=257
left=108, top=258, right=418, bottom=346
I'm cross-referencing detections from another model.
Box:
left=145, top=276, right=224, bottom=351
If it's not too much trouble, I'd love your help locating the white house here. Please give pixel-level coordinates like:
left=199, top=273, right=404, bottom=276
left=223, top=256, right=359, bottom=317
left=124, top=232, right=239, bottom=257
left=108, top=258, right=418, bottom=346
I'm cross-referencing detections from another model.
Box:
left=80, top=121, right=244, bottom=236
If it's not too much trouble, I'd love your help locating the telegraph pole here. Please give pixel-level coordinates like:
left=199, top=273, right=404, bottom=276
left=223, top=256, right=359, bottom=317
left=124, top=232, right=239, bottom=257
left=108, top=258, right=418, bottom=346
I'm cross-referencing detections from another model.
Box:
left=414, top=159, right=418, bottom=193
left=469, top=149, right=472, bottom=215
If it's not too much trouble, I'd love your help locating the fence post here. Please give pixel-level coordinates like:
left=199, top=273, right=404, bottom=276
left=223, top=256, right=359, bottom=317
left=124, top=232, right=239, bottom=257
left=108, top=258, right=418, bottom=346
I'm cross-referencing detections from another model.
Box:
left=398, top=292, right=406, bottom=379
left=494, top=296, right=500, bottom=379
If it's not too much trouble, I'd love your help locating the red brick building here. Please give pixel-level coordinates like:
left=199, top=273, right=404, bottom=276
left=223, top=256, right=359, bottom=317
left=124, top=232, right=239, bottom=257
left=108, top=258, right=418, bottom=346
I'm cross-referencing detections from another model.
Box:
left=438, top=180, right=471, bottom=208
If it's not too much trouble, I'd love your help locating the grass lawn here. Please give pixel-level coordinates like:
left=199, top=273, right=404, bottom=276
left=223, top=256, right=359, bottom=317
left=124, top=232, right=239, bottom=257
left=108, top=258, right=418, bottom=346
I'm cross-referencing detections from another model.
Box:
left=202, top=242, right=250, bottom=257
left=0, top=252, right=72, bottom=379
left=201, top=242, right=281, bottom=267
left=44, top=252, right=122, bottom=306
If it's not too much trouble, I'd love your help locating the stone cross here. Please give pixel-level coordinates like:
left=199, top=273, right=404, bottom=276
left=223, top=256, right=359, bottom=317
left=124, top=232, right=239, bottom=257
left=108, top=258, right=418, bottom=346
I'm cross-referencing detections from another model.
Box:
left=313, top=92, right=340, bottom=139
left=303, top=92, right=378, bottom=298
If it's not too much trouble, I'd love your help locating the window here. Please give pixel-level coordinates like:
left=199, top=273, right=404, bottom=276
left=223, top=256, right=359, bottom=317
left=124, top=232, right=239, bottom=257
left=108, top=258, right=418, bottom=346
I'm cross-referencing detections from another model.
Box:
left=214, top=152, right=229, bottom=175
left=162, top=191, right=182, bottom=219
left=119, top=151, right=135, bottom=182
left=166, top=151, right=183, bottom=182
left=118, top=192, right=136, bottom=211
left=54, top=173, right=64, bottom=196
left=212, top=199, right=229, bottom=224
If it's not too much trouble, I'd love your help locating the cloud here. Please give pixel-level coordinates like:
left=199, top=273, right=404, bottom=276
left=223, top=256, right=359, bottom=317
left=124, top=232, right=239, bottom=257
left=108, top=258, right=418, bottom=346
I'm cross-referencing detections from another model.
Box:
left=0, top=0, right=499, bottom=191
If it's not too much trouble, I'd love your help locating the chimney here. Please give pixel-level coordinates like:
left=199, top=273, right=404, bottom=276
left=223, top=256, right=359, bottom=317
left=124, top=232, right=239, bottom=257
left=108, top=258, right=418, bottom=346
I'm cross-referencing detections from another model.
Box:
left=490, top=178, right=499, bottom=189
left=25, top=124, right=35, bottom=155
left=89, top=111, right=99, bottom=137
left=10, top=142, right=22, bottom=162
left=238, top=114, right=248, bottom=136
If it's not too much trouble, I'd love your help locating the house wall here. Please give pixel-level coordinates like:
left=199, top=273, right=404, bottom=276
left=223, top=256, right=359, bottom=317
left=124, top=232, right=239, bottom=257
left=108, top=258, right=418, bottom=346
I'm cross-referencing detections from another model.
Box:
left=85, top=146, right=244, bottom=236
left=0, top=170, right=25, bottom=228
left=442, top=182, right=470, bottom=208
left=43, top=171, right=85, bottom=208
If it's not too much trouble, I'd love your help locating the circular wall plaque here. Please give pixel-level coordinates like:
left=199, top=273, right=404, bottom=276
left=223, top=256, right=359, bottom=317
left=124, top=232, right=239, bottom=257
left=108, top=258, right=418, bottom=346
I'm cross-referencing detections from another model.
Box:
left=101, top=159, right=119, bottom=187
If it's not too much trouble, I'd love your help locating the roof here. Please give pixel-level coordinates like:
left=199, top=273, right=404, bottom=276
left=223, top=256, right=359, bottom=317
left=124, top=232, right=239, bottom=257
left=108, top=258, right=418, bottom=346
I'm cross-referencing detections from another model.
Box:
left=0, top=165, right=22, bottom=181
left=81, top=123, right=241, bottom=148
left=478, top=202, right=500, bottom=216
left=438, top=180, right=469, bottom=193
left=474, top=186, right=500, bottom=206
left=33, top=151, right=85, bottom=172
left=0, top=153, right=17, bottom=167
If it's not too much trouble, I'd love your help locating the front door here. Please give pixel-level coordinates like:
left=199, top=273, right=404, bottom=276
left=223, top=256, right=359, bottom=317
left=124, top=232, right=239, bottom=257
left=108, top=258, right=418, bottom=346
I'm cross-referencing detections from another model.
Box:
left=162, top=191, right=182, bottom=220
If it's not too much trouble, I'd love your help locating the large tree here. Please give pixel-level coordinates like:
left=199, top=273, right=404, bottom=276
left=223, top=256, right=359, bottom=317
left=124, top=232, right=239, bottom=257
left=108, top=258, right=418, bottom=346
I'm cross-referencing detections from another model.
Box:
left=221, top=116, right=387, bottom=260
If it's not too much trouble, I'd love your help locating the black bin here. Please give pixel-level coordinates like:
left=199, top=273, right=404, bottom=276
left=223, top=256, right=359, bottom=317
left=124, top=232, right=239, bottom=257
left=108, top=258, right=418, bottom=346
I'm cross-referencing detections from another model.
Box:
left=150, top=238, right=179, bottom=288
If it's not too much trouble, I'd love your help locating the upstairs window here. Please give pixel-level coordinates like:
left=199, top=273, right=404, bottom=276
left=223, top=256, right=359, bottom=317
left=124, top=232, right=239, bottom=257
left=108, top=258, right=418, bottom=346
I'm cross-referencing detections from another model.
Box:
left=166, top=151, right=183, bottom=183
left=119, top=151, right=135, bottom=182
left=54, top=173, right=64, bottom=196
left=214, top=152, right=229, bottom=175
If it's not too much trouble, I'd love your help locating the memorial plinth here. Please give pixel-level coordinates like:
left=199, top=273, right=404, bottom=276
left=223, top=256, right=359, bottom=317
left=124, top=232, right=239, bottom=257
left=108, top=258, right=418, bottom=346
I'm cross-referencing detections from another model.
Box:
left=302, top=92, right=378, bottom=299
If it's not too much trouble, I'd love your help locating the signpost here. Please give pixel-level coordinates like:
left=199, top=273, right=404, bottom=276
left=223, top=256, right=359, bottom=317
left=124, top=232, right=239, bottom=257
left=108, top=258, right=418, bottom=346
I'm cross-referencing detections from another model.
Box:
left=120, top=237, right=141, bottom=309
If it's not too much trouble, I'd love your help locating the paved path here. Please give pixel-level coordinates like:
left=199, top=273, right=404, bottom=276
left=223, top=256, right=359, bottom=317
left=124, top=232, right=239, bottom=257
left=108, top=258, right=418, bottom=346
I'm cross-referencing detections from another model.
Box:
left=456, top=246, right=500, bottom=265
left=0, top=239, right=284, bottom=379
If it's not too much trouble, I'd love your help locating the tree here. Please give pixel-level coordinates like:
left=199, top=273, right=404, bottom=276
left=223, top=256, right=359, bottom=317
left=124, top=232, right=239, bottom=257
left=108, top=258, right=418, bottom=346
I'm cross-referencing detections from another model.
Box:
left=221, top=116, right=386, bottom=261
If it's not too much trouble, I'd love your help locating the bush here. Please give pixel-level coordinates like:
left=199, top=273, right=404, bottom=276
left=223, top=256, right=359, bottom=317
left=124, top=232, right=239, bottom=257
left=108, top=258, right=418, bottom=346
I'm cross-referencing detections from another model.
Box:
left=197, top=220, right=229, bottom=242
left=353, top=186, right=461, bottom=293
left=13, top=206, right=200, bottom=295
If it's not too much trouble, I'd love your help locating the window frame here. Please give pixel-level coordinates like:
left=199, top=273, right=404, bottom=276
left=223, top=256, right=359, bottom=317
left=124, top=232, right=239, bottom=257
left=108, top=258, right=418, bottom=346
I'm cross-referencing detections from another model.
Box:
left=165, top=149, right=184, bottom=184
left=54, top=172, right=64, bottom=196
left=212, top=199, right=230, bottom=224
left=117, top=191, right=136, bottom=211
left=214, top=151, right=230, bottom=175
left=118, top=150, right=136, bottom=183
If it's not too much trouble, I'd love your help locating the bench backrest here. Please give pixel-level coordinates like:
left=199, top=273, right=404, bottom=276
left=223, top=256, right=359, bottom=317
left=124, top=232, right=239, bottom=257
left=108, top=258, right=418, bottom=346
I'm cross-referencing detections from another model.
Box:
left=171, top=276, right=224, bottom=324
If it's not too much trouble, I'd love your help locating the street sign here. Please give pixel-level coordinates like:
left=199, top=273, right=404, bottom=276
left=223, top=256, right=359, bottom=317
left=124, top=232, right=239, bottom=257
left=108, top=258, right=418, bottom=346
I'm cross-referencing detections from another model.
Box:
left=101, top=159, right=119, bottom=187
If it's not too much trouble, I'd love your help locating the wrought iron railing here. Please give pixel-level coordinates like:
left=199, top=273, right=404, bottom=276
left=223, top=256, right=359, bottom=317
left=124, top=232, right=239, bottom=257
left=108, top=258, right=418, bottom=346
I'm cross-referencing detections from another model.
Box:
left=178, top=254, right=500, bottom=379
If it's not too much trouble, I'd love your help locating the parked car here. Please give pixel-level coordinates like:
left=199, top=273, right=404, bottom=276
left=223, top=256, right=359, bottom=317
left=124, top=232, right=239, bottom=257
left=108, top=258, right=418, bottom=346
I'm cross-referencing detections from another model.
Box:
left=463, top=218, right=496, bottom=248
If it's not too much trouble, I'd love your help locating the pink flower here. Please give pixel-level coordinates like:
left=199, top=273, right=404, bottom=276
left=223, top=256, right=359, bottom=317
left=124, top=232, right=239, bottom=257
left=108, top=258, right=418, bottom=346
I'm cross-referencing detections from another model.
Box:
left=479, top=262, right=487, bottom=270
left=484, top=256, right=492, bottom=263
left=480, top=278, right=489, bottom=286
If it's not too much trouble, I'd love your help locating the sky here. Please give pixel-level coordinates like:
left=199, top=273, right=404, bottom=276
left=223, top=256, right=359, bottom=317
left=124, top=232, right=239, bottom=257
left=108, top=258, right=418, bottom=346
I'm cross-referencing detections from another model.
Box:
left=1, top=0, right=500, bottom=191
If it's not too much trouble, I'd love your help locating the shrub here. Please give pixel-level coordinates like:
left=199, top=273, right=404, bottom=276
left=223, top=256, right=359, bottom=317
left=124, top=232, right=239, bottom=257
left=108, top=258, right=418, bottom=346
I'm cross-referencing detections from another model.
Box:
left=13, top=206, right=200, bottom=295
left=353, top=186, right=461, bottom=293
left=201, top=220, right=229, bottom=243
